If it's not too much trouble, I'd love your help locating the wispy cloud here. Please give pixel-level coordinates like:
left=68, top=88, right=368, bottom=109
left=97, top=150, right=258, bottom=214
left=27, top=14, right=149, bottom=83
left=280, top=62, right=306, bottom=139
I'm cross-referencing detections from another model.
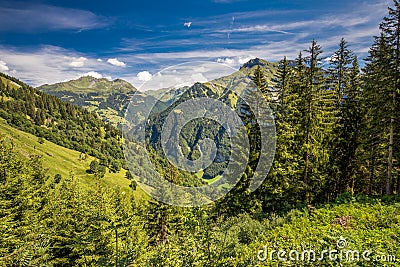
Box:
left=220, top=25, right=291, bottom=34
left=137, top=1, right=386, bottom=58
left=0, top=60, right=9, bottom=71
left=107, top=58, right=126, bottom=67
left=0, top=3, right=110, bottom=32
left=68, top=57, right=88, bottom=67
left=118, top=1, right=386, bottom=58
left=0, top=46, right=120, bottom=86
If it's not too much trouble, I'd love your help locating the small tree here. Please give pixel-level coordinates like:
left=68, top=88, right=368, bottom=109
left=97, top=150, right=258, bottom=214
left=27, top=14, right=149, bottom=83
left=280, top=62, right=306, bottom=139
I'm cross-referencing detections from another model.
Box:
left=129, top=180, right=137, bottom=190
left=110, top=160, right=121, bottom=173
left=89, top=160, right=99, bottom=174
left=97, top=165, right=106, bottom=179
left=54, top=174, right=62, bottom=184
left=125, top=171, right=133, bottom=180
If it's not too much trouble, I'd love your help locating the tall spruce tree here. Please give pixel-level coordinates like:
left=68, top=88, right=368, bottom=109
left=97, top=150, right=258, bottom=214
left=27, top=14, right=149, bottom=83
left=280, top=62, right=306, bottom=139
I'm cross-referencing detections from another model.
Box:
left=379, top=0, right=400, bottom=193
left=265, top=56, right=302, bottom=209
left=362, top=34, right=392, bottom=194
left=328, top=39, right=362, bottom=197
left=329, top=38, right=354, bottom=107
left=302, top=40, right=332, bottom=202
left=362, top=0, right=400, bottom=194
left=340, top=57, right=363, bottom=194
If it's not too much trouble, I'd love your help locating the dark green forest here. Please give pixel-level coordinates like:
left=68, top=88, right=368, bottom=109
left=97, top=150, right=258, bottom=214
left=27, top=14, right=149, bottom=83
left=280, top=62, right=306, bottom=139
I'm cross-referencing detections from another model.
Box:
left=0, top=1, right=400, bottom=266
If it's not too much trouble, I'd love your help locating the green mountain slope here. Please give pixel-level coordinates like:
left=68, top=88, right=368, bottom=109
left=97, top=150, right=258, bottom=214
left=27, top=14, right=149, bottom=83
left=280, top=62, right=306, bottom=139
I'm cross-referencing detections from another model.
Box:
left=0, top=117, right=141, bottom=193
left=39, top=76, right=135, bottom=94
left=239, top=57, right=279, bottom=79
left=124, top=59, right=278, bottom=181
left=28, top=59, right=278, bottom=183
left=38, top=76, right=137, bottom=125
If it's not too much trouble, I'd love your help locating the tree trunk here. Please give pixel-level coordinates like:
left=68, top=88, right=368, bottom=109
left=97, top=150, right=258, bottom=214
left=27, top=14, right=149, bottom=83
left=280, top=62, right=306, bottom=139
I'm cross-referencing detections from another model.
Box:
left=386, top=110, right=394, bottom=195
left=369, top=147, right=375, bottom=194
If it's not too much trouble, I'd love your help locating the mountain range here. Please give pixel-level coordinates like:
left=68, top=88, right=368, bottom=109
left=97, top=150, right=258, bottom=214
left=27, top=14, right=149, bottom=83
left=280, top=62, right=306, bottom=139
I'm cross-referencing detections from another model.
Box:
left=37, top=58, right=278, bottom=127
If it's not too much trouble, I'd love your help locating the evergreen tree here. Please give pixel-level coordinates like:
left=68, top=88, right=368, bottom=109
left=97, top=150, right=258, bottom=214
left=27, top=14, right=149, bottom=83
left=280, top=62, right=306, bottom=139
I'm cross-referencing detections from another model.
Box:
left=328, top=39, right=361, bottom=197
left=379, top=0, right=400, bottom=193
left=262, top=56, right=299, bottom=210
left=0, top=141, right=51, bottom=266
left=362, top=0, right=400, bottom=194
left=275, top=56, right=290, bottom=114
left=301, top=40, right=332, bottom=202
left=329, top=38, right=354, bottom=106
left=251, top=65, right=273, bottom=106
left=337, top=57, right=363, bottom=194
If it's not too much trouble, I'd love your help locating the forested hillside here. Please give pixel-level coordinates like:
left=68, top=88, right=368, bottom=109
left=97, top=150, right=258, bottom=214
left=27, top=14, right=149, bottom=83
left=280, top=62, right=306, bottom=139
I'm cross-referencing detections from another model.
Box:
left=0, top=73, right=125, bottom=171
left=38, top=76, right=137, bottom=126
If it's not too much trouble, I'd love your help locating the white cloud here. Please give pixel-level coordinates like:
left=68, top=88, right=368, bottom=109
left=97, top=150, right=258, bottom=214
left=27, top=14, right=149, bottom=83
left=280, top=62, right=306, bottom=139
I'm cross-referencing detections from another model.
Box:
left=216, top=56, right=253, bottom=67
left=238, top=56, right=252, bottom=65
left=226, top=25, right=291, bottom=34
left=107, top=58, right=126, bottom=67
left=217, top=57, right=235, bottom=65
left=0, top=60, right=9, bottom=71
left=191, top=73, right=208, bottom=83
left=83, top=71, right=102, bottom=79
left=0, top=45, right=131, bottom=86
left=97, top=58, right=103, bottom=62
left=69, top=56, right=87, bottom=67
left=137, top=71, right=152, bottom=82
left=0, top=4, right=109, bottom=32
left=0, top=46, right=108, bottom=86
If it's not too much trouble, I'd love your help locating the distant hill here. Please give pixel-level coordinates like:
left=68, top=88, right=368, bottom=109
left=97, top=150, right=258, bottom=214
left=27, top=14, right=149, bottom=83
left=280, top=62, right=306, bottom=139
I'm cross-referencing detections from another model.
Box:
left=39, top=76, right=136, bottom=94
left=239, top=57, right=279, bottom=79
left=38, top=76, right=138, bottom=126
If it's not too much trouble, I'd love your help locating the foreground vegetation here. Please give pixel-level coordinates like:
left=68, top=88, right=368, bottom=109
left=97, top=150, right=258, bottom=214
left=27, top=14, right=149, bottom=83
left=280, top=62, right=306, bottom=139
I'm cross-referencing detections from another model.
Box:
left=0, top=137, right=398, bottom=265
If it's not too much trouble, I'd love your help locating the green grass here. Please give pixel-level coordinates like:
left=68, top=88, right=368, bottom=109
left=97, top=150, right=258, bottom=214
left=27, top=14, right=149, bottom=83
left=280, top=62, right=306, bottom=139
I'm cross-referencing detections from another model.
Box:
left=1, top=76, right=20, bottom=89
left=205, top=174, right=222, bottom=184
left=0, top=118, right=147, bottom=199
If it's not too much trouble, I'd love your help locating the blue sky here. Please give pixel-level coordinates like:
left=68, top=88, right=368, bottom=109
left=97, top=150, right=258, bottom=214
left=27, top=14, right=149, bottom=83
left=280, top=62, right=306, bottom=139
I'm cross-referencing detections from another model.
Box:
left=0, top=0, right=391, bottom=87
